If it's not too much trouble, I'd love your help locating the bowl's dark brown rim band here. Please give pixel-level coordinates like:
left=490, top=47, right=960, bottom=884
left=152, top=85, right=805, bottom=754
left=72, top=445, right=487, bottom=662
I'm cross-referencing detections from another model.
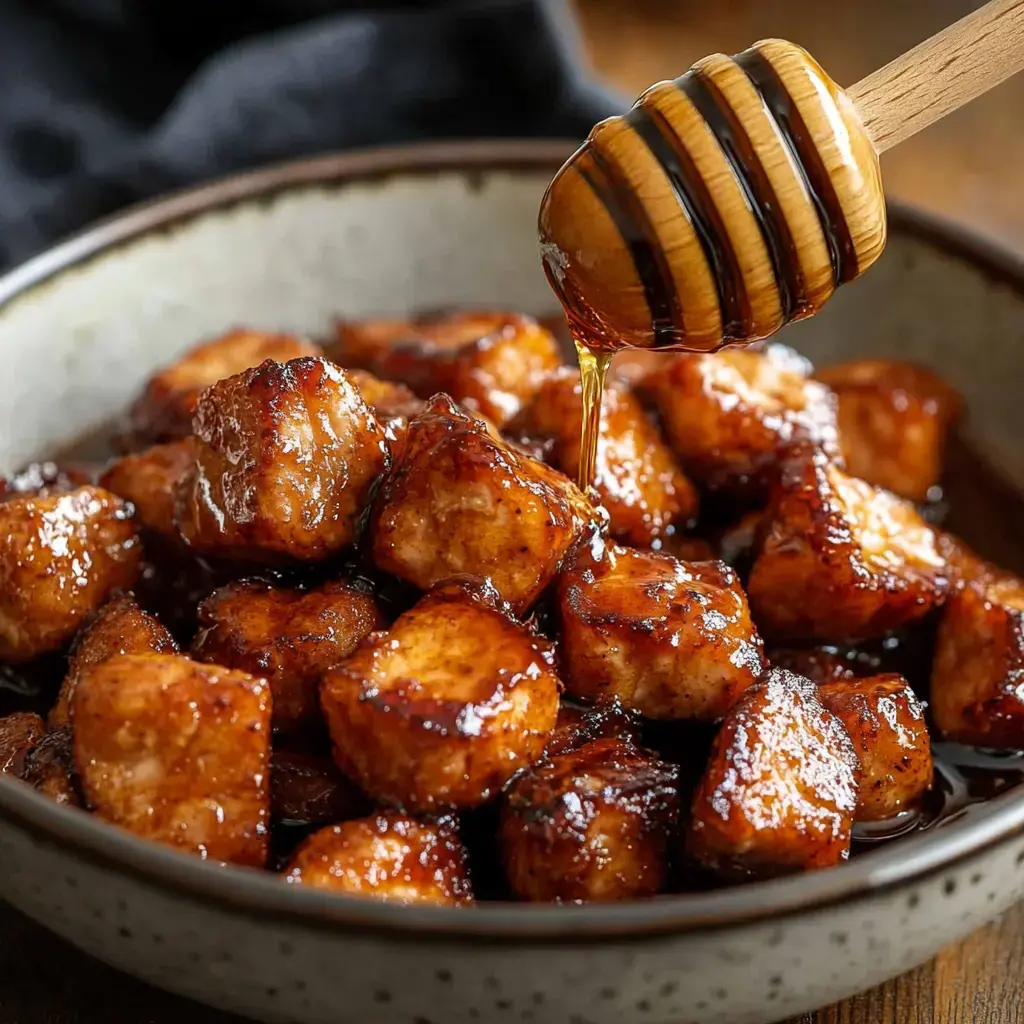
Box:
left=1, top=139, right=1024, bottom=945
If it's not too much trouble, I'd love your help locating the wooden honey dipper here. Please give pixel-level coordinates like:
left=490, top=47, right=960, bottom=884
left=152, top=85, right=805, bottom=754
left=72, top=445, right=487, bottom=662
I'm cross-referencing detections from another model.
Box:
left=540, top=0, right=1024, bottom=353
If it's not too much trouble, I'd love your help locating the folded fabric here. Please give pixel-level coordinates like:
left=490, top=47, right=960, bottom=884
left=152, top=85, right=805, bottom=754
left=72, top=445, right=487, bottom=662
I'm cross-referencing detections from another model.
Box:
left=0, top=0, right=622, bottom=269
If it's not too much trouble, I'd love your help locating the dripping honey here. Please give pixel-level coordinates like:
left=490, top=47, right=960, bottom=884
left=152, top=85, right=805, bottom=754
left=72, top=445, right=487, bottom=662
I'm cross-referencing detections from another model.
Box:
left=573, top=335, right=612, bottom=494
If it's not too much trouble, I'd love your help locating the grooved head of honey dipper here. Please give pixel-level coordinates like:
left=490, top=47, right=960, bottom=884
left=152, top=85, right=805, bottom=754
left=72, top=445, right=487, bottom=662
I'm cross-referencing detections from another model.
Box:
left=538, top=40, right=887, bottom=354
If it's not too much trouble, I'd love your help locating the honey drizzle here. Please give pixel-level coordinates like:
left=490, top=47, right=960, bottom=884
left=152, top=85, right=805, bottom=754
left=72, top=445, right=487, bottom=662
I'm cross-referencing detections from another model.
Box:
left=573, top=335, right=613, bottom=495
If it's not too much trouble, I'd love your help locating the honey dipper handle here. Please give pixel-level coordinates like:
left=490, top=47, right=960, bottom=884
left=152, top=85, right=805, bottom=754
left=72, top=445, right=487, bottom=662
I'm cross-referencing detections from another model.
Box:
left=847, top=0, right=1024, bottom=154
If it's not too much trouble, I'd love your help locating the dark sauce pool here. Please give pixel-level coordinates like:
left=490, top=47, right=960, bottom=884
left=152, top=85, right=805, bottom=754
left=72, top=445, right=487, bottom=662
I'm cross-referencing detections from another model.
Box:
left=3, top=421, right=1024, bottom=890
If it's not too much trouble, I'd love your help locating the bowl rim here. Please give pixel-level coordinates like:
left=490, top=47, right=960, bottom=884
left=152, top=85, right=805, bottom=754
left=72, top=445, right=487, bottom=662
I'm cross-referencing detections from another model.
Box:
left=2, top=138, right=1024, bottom=944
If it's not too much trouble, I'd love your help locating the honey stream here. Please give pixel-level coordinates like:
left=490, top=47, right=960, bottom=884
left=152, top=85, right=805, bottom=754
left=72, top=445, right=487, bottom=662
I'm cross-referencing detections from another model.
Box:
left=573, top=335, right=613, bottom=494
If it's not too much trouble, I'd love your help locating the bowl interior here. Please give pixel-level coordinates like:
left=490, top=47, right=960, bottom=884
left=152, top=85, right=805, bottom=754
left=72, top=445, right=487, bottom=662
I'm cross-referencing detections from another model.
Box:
left=1, top=142, right=1024, bottom=937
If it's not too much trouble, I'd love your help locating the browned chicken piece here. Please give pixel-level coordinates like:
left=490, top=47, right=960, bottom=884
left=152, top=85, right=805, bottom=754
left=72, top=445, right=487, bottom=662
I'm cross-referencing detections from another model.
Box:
left=193, top=578, right=384, bottom=733
left=501, top=738, right=679, bottom=902
left=99, top=440, right=195, bottom=538
left=931, top=574, right=1024, bottom=747
left=50, top=592, right=178, bottom=728
left=0, top=462, right=93, bottom=501
left=747, top=448, right=951, bottom=641
left=129, top=328, right=322, bottom=444
left=767, top=647, right=858, bottom=686
left=544, top=698, right=642, bottom=758
left=815, top=360, right=963, bottom=504
left=687, top=668, right=859, bottom=878
left=332, top=310, right=562, bottom=426
left=641, top=344, right=839, bottom=499
left=508, top=368, right=699, bottom=546
left=0, top=712, right=45, bottom=774
left=817, top=674, right=932, bottom=821
left=74, top=653, right=271, bottom=866
left=557, top=544, right=763, bottom=721
left=175, top=356, right=389, bottom=563
left=321, top=586, right=560, bottom=812
left=270, top=749, right=369, bottom=825
left=370, top=395, right=599, bottom=612
left=936, top=531, right=1000, bottom=591
left=284, top=812, right=472, bottom=904
left=21, top=725, right=80, bottom=806
left=0, top=487, right=142, bottom=662
left=344, top=368, right=424, bottom=460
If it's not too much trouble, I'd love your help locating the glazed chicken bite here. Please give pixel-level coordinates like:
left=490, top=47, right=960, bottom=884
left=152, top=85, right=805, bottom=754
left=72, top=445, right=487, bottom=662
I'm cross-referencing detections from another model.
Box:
left=501, top=738, right=679, bottom=902
left=687, top=668, right=859, bottom=878
left=320, top=586, right=560, bottom=812
left=931, top=574, right=1024, bottom=747
left=767, top=646, right=858, bottom=686
left=129, top=328, right=321, bottom=444
left=332, top=310, right=561, bottom=426
left=50, top=592, right=178, bottom=728
left=284, top=813, right=472, bottom=905
left=0, top=487, right=142, bottom=662
left=175, top=356, right=389, bottom=563
left=557, top=544, right=764, bottom=721
left=815, top=360, right=963, bottom=503
left=73, top=653, right=271, bottom=865
left=747, top=448, right=950, bottom=641
left=100, top=440, right=195, bottom=539
left=0, top=712, right=44, bottom=775
left=817, top=674, right=932, bottom=821
left=193, top=578, right=384, bottom=733
left=344, top=368, right=423, bottom=459
left=508, top=368, right=698, bottom=545
left=370, top=396, right=599, bottom=612
left=641, top=344, right=839, bottom=499
left=544, top=698, right=642, bottom=758
left=21, top=726, right=80, bottom=806
left=271, top=749, right=369, bottom=826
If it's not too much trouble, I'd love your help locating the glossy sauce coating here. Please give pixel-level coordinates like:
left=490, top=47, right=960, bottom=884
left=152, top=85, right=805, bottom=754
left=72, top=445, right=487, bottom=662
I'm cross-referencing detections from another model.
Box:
left=502, top=737, right=679, bottom=902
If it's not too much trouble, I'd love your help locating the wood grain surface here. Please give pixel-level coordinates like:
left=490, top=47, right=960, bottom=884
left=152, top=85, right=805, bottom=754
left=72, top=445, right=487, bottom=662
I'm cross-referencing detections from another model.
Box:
left=3, top=3, right=1024, bottom=1023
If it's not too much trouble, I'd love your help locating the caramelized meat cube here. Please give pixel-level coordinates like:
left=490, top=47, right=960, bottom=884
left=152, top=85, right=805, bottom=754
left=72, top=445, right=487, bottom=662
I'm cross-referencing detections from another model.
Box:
left=51, top=592, right=177, bottom=728
left=175, top=357, right=389, bottom=563
left=768, top=647, right=858, bottom=686
left=271, top=749, right=369, bottom=825
left=747, top=448, right=950, bottom=641
left=501, top=738, right=679, bottom=902
left=321, top=587, right=560, bottom=812
left=0, top=712, right=45, bottom=775
left=509, top=368, right=698, bottom=545
left=345, top=368, right=424, bottom=459
left=931, top=574, right=1024, bottom=747
left=284, top=813, right=472, bottom=904
left=21, top=725, right=80, bottom=806
left=193, top=578, right=384, bottom=733
left=130, top=328, right=321, bottom=444
left=333, top=310, right=561, bottom=425
left=818, top=674, right=932, bottom=821
left=0, top=487, right=142, bottom=662
left=74, top=653, right=271, bottom=865
left=100, top=441, right=195, bottom=539
left=687, top=669, right=859, bottom=878
left=370, top=396, right=598, bottom=611
left=642, top=345, right=838, bottom=498
left=544, top=698, right=642, bottom=758
left=0, top=462, right=93, bottom=501
left=557, top=545, right=763, bottom=721
left=815, top=360, right=963, bottom=503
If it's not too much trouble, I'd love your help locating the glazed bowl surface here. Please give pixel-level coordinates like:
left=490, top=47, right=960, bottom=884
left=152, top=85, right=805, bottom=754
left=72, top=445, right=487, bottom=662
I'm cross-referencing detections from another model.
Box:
left=1, top=141, right=1024, bottom=1024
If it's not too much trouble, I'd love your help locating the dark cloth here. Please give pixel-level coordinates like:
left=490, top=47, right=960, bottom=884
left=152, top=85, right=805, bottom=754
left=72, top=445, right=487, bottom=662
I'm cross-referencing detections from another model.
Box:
left=0, top=0, right=622, bottom=269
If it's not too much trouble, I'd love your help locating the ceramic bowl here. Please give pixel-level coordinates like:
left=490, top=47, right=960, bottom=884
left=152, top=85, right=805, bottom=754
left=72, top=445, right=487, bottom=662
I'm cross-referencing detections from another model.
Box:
left=1, top=141, right=1024, bottom=1024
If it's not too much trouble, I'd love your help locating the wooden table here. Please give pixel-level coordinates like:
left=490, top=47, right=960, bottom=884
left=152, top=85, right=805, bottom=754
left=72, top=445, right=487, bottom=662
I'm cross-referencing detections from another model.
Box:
left=5, top=2, right=1024, bottom=1023
left=571, top=0, right=1024, bottom=1021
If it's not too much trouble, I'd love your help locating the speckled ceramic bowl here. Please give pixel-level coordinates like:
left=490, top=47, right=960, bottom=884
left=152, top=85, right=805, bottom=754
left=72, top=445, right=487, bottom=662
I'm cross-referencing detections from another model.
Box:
left=1, top=141, right=1024, bottom=1024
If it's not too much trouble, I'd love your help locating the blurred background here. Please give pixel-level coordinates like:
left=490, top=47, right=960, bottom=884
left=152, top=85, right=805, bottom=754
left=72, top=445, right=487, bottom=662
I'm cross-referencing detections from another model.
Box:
left=0, top=0, right=1019, bottom=269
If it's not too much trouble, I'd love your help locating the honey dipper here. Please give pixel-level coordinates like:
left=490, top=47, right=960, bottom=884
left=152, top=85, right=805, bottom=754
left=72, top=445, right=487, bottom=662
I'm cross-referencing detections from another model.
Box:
left=539, top=0, right=1024, bottom=352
